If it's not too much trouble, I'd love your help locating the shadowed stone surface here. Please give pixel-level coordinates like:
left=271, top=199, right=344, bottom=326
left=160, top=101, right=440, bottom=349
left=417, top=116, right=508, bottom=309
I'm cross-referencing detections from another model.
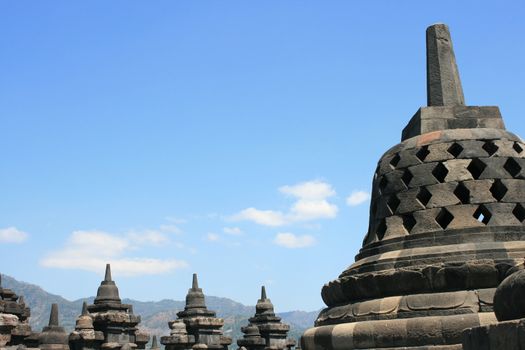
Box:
left=462, top=268, right=525, bottom=349
left=0, top=273, right=32, bottom=347
left=426, top=23, right=464, bottom=107
left=38, top=304, right=69, bottom=350
left=301, top=23, right=525, bottom=350
left=237, top=287, right=295, bottom=350
left=161, top=274, right=231, bottom=350
left=85, top=264, right=149, bottom=350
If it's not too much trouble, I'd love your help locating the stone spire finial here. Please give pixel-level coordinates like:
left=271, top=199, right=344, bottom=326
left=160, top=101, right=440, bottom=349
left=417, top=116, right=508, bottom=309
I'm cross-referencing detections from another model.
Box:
left=49, top=303, right=59, bottom=326
left=182, top=273, right=206, bottom=310
left=151, top=335, right=159, bottom=349
left=255, top=286, right=275, bottom=316
left=192, top=273, right=199, bottom=289
left=81, top=301, right=88, bottom=316
left=104, top=263, right=112, bottom=281
left=39, top=303, right=68, bottom=349
left=18, top=295, right=25, bottom=305
left=426, top=23, right=465, bottom=106
left=94, top=263, right=121, bottom=304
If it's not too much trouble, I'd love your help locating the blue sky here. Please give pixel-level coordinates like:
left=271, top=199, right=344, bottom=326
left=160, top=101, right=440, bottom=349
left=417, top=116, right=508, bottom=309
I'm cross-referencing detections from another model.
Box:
left=0, top=1, right=524, bottom=312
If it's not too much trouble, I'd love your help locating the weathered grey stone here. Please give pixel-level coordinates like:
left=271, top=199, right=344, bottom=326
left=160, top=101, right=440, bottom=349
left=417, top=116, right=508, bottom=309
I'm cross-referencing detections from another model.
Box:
left=162, top=274, right=231, bottom=350
left=239, top=287, right=295, bottom=350
left=38, top=304, right=69, bottom=350
left=302, top=23, right=525, bottom=350
left=426, top=23, right=464, bottom=107
left=85, top=264, right=149, bottom=350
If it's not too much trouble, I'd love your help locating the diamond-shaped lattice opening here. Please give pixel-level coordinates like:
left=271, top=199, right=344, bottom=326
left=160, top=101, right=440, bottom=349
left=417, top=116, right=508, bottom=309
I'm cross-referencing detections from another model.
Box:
left=402, top=214, right=417, bottom=233
left=386, top=195, right=400, bottom=213
left=376, top=219, right=387, bottom=241
left=390, top=154, right=401, bottom=169
left=482, top=141, right=499, bottom=156
left=504, top=158, right=522, bottom=178
left=432, top=163, right=449, bottom=183
left=467, top=158, right=487, bottom=180
left=435, top=208, right=454, bottom=229
left=513, top=142, right=523, bottom=154
left=473, top=205, right=492, bottom=225
left=490, top=179, right=508, bottom=201
left=379, top=176, right=388, bottom=191
left=513, top=203, right=525, bottom=222
left=416, top=187, right=432, bottom=207
left=454, top=182, right=470, bottom=204
left=401, top=169, right=413, bottom=187
left=416, top=146, right=430, bottom=162
left=447, top=142, right=464, bottom=158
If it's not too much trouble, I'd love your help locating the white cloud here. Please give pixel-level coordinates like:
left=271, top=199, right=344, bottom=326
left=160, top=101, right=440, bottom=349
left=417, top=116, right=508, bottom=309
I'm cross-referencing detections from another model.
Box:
left=289, top=199, right=338, bottom=221
left=346, top=191, right=370, bottom=206
left=40, top=230, right=188, bottom=276
left=223, top=227, right=243, bottom=235
left=206, top=233, right=220, bottom=242
left=128, top=230, right=170, bottom=245
left=231, top=180, right=338, bottom=226
left=273, top=233, right=316, bottom=248
left=279, top=181, right=335, bottom=199
left=0, top=227, right=28, bottom=243
left=231, top=208, right=287, bottom=227
left=159, top=224, right=183, bottom=234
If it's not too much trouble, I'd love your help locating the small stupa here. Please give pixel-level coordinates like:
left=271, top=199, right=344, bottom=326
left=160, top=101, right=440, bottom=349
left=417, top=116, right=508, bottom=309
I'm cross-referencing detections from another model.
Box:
left=161, top=274, right=231, bottom=350
left=238, top=287, right=295, bottom=350
left=86, top=264, right=149, bottom=350
left=69, top=301, right=104, bottom=350
left=38, top=303, right=69, bottom=350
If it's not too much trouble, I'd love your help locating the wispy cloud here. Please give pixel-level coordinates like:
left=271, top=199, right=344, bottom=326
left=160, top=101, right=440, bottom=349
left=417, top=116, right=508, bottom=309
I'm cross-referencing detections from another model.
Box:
left=223, top=227, right=243, bottom=235
left=40, top=230, right=187, bottom=276
left=0, top=227, right=28, bottom=243
left=231, top=180, right=338, bottom=227
left=232, top=208, right=287, bottom=227
left=346, top=191, right=370, bottom=206
left=206, top=233, right=220, bottom=242
left=273, top=232, right=316, bottom=248
left=159, top=224, right=183, bottom=235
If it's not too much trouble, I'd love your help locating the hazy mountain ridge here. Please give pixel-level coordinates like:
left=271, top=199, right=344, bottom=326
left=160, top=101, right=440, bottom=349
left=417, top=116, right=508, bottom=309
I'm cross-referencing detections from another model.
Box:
left=2, top=275, right=318, bottom=345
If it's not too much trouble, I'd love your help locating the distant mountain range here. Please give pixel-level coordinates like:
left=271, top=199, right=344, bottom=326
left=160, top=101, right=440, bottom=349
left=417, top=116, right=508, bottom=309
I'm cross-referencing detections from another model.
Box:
left=1, top=275, right=318, bottom=346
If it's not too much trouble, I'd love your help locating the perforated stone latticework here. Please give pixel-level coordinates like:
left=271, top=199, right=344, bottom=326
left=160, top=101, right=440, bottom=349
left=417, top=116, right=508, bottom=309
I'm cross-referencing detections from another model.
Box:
left=301, top=24, right=525, bottom=350
left=367, top=135, right=525, bottom=244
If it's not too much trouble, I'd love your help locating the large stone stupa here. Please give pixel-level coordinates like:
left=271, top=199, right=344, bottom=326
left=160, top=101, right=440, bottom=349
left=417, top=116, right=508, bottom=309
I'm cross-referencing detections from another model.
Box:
left=301, top=24, right=525, bottom=350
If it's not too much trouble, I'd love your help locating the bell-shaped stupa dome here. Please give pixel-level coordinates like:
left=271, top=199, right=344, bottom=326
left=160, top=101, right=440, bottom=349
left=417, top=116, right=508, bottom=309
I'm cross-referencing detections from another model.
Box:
left=302, top=23, right=525, bottom=350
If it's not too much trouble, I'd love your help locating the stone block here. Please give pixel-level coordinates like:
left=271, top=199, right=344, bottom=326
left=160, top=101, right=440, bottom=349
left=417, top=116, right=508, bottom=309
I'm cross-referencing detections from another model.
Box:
left=426, top=183, right=461, bottom=208
left=409, top=162, right=441, bottom=187
left=478, top=157, right=514, bottom=179
left=446, top=205, right=484, bottom=229
left=425, top=142, right=455, bottom=162
left=396, top=148, right=424, bottom=168
left=381, top=170, right=408, bottom=195
left=410, top=208, right=444, bottom=234
left=396, top=188, right=426, bottom=214
left=458, top=140, right=489, bottom=158
left=483, top=203, right=521, bottom=226
left=384, top=215, right=408, bottom=239
left=402, top=106, right=504, bottom=141
left=462, top=180, right=496, bottom=204
left=500, top=179, right=525, bottom=202
left=444, top=159, right=475, bottom=182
